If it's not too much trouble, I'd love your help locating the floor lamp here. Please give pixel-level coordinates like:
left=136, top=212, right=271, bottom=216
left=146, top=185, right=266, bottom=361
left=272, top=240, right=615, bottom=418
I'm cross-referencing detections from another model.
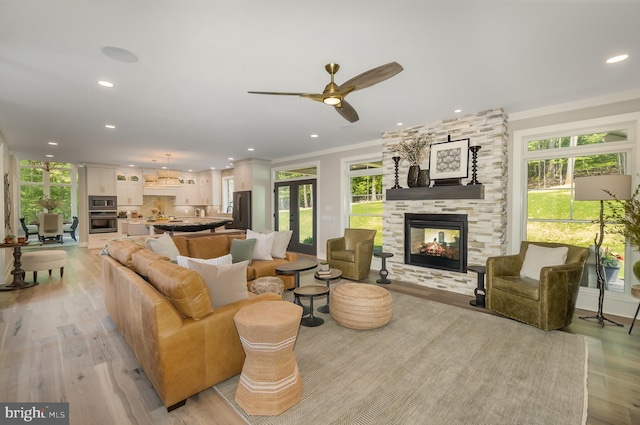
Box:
left=574, top=174, right=632, bottom=327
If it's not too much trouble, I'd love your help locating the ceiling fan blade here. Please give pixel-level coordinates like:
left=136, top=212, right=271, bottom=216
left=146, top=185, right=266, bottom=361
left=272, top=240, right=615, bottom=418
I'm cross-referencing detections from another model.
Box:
left=248, top=90, right=311, bottom=96
left=338, top=62, right=404, bottom=92
left=335, top=100, right=359, bottom=123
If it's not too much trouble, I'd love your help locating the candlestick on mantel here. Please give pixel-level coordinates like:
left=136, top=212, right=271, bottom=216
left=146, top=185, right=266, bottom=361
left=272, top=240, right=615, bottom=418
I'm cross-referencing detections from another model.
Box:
left=468, top=145, right=481, bottom=185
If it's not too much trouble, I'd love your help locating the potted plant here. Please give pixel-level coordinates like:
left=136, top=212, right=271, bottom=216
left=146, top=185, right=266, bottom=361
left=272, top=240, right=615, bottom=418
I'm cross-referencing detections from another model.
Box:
left=319, top=261, right=330, bottom=272
left=601, top=247, right=623, bottom=284
left=388, top=133, right=434, bottom=187
left=608, top=182, right=640, bottom=281
left=36, top=197, right=63, bottom=212
left=4, top=234, right=16, bottom=244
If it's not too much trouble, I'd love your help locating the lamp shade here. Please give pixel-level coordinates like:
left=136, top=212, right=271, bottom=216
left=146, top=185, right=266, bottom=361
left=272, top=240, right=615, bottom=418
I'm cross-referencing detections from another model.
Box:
left=574, top=174, right=632, bottom=201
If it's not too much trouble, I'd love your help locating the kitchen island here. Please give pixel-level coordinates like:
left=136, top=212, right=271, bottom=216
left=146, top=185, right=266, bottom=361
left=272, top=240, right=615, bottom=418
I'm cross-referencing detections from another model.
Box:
left=121, top=216, right=234, bottom=236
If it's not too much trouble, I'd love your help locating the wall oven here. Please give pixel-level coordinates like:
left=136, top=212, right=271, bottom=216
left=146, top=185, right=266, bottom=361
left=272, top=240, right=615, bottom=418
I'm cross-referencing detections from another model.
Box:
left=88, top=196, right=118, bottom=234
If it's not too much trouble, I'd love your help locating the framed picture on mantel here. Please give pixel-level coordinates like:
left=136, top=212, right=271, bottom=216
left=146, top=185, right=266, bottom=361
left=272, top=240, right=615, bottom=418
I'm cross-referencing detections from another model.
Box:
left=429, top=137, right=470, bottom=181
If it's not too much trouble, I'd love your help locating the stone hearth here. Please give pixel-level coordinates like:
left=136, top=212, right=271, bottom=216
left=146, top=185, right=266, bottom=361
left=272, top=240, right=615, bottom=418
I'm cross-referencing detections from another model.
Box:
left=382, top=109, right=508, bottom=295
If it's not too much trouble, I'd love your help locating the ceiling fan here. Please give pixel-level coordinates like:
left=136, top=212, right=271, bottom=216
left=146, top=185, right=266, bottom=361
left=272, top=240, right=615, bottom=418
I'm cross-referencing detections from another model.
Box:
left=248, top=62, right=403, bottom=123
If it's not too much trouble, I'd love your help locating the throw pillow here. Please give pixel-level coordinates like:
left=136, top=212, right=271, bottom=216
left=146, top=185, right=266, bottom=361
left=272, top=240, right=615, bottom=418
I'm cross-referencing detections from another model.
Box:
left=229, top=238, right=256, bottom=265
left=145, top=233, right=180, bottom=262
left=176, top=254, right=232, bottom=268
left=262, top=228, right=293, bottom=259
left=187, top=259, right=249, bottom=308
left=247, top=229, right=275, bottom=261
left=520, top=244, right=569, bottom=280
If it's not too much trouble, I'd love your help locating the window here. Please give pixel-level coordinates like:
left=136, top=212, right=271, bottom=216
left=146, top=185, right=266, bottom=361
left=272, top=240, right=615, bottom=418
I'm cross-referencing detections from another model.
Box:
left=19, top=161, right=74, bottom=222
left=346, top=159, right=383, bottom=251
left=222, top=176, right=234, bottom=213
left=521, top=126, right=634, bottom=294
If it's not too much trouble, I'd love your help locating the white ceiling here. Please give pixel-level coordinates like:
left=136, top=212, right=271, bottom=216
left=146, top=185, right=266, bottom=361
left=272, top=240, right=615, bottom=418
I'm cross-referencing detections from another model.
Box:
left=1, top=0, right=639, bottom=173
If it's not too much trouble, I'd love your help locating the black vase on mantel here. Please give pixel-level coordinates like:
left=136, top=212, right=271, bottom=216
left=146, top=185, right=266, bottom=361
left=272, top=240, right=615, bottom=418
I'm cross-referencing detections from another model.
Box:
left=407, top=165, right=420, bottom=188
left=417, top=169, right=430, bottom=187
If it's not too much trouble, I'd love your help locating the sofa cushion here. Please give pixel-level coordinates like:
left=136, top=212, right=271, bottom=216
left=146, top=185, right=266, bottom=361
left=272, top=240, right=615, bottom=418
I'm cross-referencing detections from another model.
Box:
left=185, top=235, right=231, bottom=259
left=247, top=229, right=274, bottom=261
left=262, top=229, right=293, bottom=259
left=132, top=249, right=171, bottom=277
left=106, top=239, right=145, bottom=269
left=147, top=261, right=213, bottom=319
left=251, top=258, right=290, bottom=279
left=177, top=254, right=232, bottom=268
left=171, top=236, right=189, bottom=256
left=145, top=233, right=180, bottom=261
left=520, top=244, right=568, bottom=280
left=230, top=238, right=256, bottom=265
left=187, top=259, right=249, bottom=308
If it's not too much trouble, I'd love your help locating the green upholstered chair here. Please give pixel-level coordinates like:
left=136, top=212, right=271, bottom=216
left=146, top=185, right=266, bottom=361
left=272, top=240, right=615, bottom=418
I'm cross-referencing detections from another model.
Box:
left=326, top=229, right=377, bottom=281
left=486, top=241, right=589, bottom=331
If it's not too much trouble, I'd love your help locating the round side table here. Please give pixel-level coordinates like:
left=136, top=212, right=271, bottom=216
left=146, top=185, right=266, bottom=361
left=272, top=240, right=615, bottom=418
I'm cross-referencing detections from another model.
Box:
left=293, top=285, right=330, bottom=327
left=314, top=268, right=342, bottom=314
left=373, top=252, right=393, bottom=284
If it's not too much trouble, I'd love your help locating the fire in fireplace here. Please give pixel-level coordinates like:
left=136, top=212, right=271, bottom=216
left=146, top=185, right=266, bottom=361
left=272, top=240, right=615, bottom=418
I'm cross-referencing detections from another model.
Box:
left=404, top=213, right=468, bottom=273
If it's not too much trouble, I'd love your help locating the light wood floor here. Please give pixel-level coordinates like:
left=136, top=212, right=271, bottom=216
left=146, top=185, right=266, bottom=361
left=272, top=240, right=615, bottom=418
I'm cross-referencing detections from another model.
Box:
left=0, top=246, right=638, bottom=424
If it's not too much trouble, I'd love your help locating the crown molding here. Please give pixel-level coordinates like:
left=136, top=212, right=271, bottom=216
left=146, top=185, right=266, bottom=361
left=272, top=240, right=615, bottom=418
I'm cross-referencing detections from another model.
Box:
left=509, top=89, right=640, bottom=122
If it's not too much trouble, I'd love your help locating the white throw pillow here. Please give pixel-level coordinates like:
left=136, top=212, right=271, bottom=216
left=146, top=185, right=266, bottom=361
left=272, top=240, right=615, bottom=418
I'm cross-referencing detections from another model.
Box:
left=145, top=233, right=180, bottom=262
left=246, top=229, right=275, bottom=261
left=187, top=259, right=249, bottom=308
left=262, top=228, right=293, bottom=259
left=177, top=254, right=232, bottom=268
left=520, top=244, right=569, bottom=280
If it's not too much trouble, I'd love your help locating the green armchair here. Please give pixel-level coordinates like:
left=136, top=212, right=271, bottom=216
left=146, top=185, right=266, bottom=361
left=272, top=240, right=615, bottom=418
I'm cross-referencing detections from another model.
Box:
left=327, top=229, right=376, bottom=281
left=486, top=241, right=589, bottom=331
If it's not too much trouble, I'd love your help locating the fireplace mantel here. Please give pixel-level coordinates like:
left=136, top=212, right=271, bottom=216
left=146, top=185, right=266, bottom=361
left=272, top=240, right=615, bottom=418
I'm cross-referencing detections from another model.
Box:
left=386, top=185, right=484, bottom=201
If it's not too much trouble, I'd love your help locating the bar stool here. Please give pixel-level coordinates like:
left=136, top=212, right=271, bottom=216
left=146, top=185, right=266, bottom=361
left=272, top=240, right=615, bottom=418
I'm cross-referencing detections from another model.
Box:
left=629, top=284, right=640, bottom=335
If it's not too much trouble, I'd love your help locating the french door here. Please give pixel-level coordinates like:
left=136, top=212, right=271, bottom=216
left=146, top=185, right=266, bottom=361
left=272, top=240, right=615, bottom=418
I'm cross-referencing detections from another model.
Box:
left=274, top=179, right=316, bottom=255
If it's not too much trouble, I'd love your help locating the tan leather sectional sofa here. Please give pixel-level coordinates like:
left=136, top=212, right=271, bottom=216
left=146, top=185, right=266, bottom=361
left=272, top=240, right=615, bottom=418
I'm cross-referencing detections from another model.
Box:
left=101, top=234, right=290, bottom=410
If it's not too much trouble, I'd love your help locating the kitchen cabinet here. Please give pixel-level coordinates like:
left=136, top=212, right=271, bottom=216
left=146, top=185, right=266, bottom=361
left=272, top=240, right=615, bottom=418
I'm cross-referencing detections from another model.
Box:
left=175, top=173, right=199, bottom=205
left=116, top=170, right=144, bottom=206
left=87, top=166, right=117, bottom=195
left=196, top=170, right=220, bottom=205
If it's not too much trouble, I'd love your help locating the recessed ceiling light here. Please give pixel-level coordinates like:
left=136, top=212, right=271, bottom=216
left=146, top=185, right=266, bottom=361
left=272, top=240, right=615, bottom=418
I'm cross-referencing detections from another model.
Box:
left=46, top=154, right=54, bottom=158
left=48, top=141, right=58, bottom=146
left=310, top=134, right=319, bottom=138
left=606, top=54, right=629, bottom=64
left=396, top=123, right=403, bottom=126
left=97, top=80, right=115, bottom=88
left=210, top=166, right=216, bottom=170
left=188, top=169, right=193, bottom=172
left=225, top=165, right=231, bottom=168
left=105, top=124, right=116, bottom=129
left=228, top=157, right=234, bottom=161
left=248, top=148, right=255, bottom=151
left=161, top=166, right=167, bottom=170
left=454, top=109, right=462, bottom=113
left=129, top=164, right=135, bottom=167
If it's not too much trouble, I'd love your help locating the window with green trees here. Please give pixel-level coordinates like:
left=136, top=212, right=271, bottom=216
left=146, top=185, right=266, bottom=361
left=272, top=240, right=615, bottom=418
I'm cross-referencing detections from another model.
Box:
left=19, top=161, right=73, bottom=222
left=524, top=129, right=632, bottom=293
left=347, top=159, right=383, bottom=251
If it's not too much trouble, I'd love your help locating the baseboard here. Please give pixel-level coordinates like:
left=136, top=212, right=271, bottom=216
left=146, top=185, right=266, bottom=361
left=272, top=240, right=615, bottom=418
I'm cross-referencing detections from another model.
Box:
left=576, top=288, right=638, bottom=319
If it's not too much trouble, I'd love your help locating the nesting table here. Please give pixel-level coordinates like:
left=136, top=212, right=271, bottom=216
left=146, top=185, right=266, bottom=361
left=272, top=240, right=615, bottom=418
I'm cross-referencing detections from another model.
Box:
left=314, top=268, right=342, bottom=313
left=276, top=259, right=317, bottom=314
left=293, top=285, right=330, bottom=327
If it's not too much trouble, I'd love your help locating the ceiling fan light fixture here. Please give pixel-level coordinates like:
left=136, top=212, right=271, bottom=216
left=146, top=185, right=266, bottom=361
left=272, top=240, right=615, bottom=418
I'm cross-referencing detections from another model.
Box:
left=323, top=96, right=341, bottom=106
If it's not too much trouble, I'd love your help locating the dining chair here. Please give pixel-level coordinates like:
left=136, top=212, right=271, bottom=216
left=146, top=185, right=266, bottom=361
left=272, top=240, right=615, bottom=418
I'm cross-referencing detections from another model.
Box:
left=38, top=213, right=64, bottom=244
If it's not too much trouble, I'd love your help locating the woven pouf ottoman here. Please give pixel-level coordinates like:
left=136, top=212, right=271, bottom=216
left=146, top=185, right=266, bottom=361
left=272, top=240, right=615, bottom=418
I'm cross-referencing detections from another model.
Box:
left=20, top=250, right=67, bottom=282
left=250, top=277, right=285, bottom=299
left=234, top=301, right=303, bottom=415
left=330, top=283, right=393, bottom=330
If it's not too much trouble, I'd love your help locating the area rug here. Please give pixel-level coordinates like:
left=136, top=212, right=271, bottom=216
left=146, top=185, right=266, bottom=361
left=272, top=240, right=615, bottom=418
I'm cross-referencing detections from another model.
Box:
left=215, top=291, right=588, bottom=425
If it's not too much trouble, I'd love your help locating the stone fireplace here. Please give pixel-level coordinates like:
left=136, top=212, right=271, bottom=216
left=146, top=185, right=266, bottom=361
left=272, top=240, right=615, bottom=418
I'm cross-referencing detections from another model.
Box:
left=382, top=108, right=508, bottom=296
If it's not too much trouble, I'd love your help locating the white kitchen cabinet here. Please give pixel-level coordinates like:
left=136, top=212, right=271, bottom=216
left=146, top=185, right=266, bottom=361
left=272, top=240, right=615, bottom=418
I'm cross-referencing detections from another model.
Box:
left=87, top=166, right=117, bottom=195
left=175, top=174, right=199, bottom=205
left=116, top=169, right=143, bottom=206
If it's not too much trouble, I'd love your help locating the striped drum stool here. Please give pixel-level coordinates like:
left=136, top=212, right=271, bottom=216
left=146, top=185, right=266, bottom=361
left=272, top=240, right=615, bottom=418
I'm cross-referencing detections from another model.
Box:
left=331, top=283, right=393, bottom=330
left=234, top=301, right=303, bottom=415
